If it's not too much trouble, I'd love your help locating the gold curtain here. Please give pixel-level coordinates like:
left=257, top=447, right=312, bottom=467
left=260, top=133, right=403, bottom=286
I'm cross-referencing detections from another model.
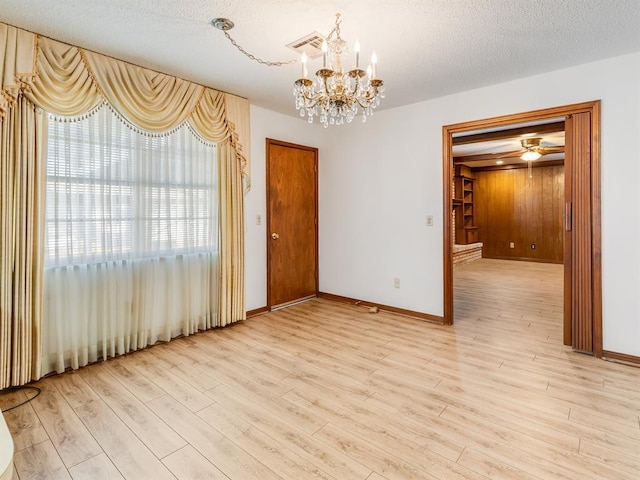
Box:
left=0, top=96, right=46, bottom=388
left=218, top=142, right=246, bottom=324
left=225, top=93, right=252, bottom=191
left=29, top=37, right=251, bottom=184
left=0, top=24, right=37, bottom=117
left=0, top=22, right=249, bottom=387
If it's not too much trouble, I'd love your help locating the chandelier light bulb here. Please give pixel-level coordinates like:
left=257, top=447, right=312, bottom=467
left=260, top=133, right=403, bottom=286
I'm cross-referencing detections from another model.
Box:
left=321, top=39, right=328, bottom=68
left=354, top=40, right=360, bottom=68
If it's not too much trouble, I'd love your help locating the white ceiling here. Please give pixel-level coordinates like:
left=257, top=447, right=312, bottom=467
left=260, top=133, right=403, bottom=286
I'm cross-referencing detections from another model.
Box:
left=1, top=1, right=639, bottom=118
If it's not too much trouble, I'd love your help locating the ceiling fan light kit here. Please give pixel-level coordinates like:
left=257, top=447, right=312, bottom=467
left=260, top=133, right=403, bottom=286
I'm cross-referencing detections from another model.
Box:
left=521, top=149, right=542, bottom=161
left=520, top=138, right=542, bottom=161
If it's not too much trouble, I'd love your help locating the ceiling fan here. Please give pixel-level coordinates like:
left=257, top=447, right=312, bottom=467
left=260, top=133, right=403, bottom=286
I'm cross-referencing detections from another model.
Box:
left=452, top=134, right=565, bottom=166
left=512, top=137, right=565, bottom=178
left=518, top=137, right=564, bottom=161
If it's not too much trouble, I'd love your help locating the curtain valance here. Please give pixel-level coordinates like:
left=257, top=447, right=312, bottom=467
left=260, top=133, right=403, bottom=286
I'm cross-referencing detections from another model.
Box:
left=0, top=22, right=251, bottom=184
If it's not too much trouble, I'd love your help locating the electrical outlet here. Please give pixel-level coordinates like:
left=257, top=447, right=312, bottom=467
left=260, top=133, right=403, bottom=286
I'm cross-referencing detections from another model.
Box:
left=530, top=243, right=536, bottom=250
left=509, top=242, right=515, bottom=249
left=393, top=277, right=400, bottom=288
left=256, top=214, right=262, bottom=226
left=425, top=215, right=434, bottom=227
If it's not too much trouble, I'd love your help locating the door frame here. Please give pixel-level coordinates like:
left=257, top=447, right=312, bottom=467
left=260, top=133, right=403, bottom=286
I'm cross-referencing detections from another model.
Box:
left=442, top=101, right=602, bottom=356
left=265, top=138, right=319, bottom=310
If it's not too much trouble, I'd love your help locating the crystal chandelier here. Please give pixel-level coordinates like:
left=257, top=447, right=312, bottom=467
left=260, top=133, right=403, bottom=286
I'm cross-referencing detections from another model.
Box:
left=294, top=14, right=385, bottom=127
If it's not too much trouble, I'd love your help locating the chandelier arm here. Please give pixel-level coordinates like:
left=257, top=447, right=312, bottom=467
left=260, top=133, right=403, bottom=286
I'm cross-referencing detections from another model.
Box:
left=303, top=95, right=319, bottom=108
left=322, top=78, right=333, bottom=96
left=299, top=88, right=320, bottom=108
left=366, top=88, right=380, bottom=101
left=349, top=78, right=363, bottom=97
left=302, top=92, right=316, bottom=103
left=355, top=97, right=372, bottom=109
left=303, top=100, right=317, bottom=110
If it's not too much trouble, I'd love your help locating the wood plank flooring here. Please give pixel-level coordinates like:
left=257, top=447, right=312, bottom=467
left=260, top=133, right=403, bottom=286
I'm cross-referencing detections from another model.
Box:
left=2, top=258, right=640, bottom=479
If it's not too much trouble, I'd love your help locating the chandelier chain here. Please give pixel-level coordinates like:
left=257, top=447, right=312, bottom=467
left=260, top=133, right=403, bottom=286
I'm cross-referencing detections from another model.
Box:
left=223, top=31, right=296, bottom=67
left=327, top=13, right=341, bottom=41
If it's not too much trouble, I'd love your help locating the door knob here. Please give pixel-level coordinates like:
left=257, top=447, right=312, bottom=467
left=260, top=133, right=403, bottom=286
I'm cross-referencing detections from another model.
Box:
left=271, top=232, right=280, bottom=240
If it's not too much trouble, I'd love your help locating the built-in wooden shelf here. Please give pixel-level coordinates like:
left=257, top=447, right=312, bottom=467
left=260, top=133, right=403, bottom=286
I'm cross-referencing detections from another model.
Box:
left=454, top=165, right=478, bottom=244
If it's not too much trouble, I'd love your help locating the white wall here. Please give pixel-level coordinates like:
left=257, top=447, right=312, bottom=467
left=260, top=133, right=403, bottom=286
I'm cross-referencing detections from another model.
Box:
left=319, top=102, right=446, bottom=314
left=245, top=106, right=326, bottom=311
left=317, top=52, right=640, bottom=356
left=247, top=52, right=640, bottom=356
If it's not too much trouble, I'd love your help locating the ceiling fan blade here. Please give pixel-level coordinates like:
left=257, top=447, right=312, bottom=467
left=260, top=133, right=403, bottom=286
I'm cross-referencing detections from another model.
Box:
left=538, top=145, right=565, bottom=155
left=496, top=149, right=527, bottom=159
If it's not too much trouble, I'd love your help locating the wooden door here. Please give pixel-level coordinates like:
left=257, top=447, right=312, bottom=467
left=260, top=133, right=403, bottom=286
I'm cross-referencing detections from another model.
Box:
left=266, top=139, right=318, bottom=308
left=564, top=111, right=597, bottom=353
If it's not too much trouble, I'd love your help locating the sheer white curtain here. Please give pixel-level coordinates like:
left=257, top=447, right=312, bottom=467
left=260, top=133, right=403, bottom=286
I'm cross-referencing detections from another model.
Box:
left=42, top=104, right=219, bottom=374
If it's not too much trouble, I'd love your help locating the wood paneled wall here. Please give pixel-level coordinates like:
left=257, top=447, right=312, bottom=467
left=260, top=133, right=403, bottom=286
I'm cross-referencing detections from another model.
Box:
left=474, top=165, right=564, bottom=263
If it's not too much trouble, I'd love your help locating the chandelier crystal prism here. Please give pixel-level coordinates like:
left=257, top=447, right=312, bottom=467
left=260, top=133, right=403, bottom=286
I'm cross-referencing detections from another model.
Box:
left=293, top=14, right=385, bottom=127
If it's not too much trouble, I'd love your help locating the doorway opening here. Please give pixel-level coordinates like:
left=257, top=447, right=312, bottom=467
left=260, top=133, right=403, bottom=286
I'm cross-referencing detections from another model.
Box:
left=442, top=101, right=602, bottom=356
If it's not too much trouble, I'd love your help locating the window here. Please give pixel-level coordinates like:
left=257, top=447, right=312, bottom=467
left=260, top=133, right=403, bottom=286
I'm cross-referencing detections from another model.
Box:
left=42, top=104, right=220, bottom=374
left=45, top=104, right=217, bottom=267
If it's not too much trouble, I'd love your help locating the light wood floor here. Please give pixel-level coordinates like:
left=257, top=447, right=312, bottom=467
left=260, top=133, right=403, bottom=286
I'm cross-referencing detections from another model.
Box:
left=2, top=258, right=640, bottom=479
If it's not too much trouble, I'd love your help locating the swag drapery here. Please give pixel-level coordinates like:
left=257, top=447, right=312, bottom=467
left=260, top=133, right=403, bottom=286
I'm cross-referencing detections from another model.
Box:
left=0, top=22, right=249, bottom=388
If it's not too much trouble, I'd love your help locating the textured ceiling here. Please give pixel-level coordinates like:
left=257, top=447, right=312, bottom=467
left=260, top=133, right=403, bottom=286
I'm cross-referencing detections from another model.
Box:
left=1, top=1, right=639, bottom=117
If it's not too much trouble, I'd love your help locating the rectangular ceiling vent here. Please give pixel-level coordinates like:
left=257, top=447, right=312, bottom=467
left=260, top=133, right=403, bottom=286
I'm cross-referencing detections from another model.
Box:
left=286, top=32, right=326, bottom=59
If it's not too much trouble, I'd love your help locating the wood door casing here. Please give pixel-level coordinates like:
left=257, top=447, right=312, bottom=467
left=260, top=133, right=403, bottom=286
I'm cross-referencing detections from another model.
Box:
left=442, top=101, right=602, bottom=356
left=266, top=139, right=318, bottom=308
